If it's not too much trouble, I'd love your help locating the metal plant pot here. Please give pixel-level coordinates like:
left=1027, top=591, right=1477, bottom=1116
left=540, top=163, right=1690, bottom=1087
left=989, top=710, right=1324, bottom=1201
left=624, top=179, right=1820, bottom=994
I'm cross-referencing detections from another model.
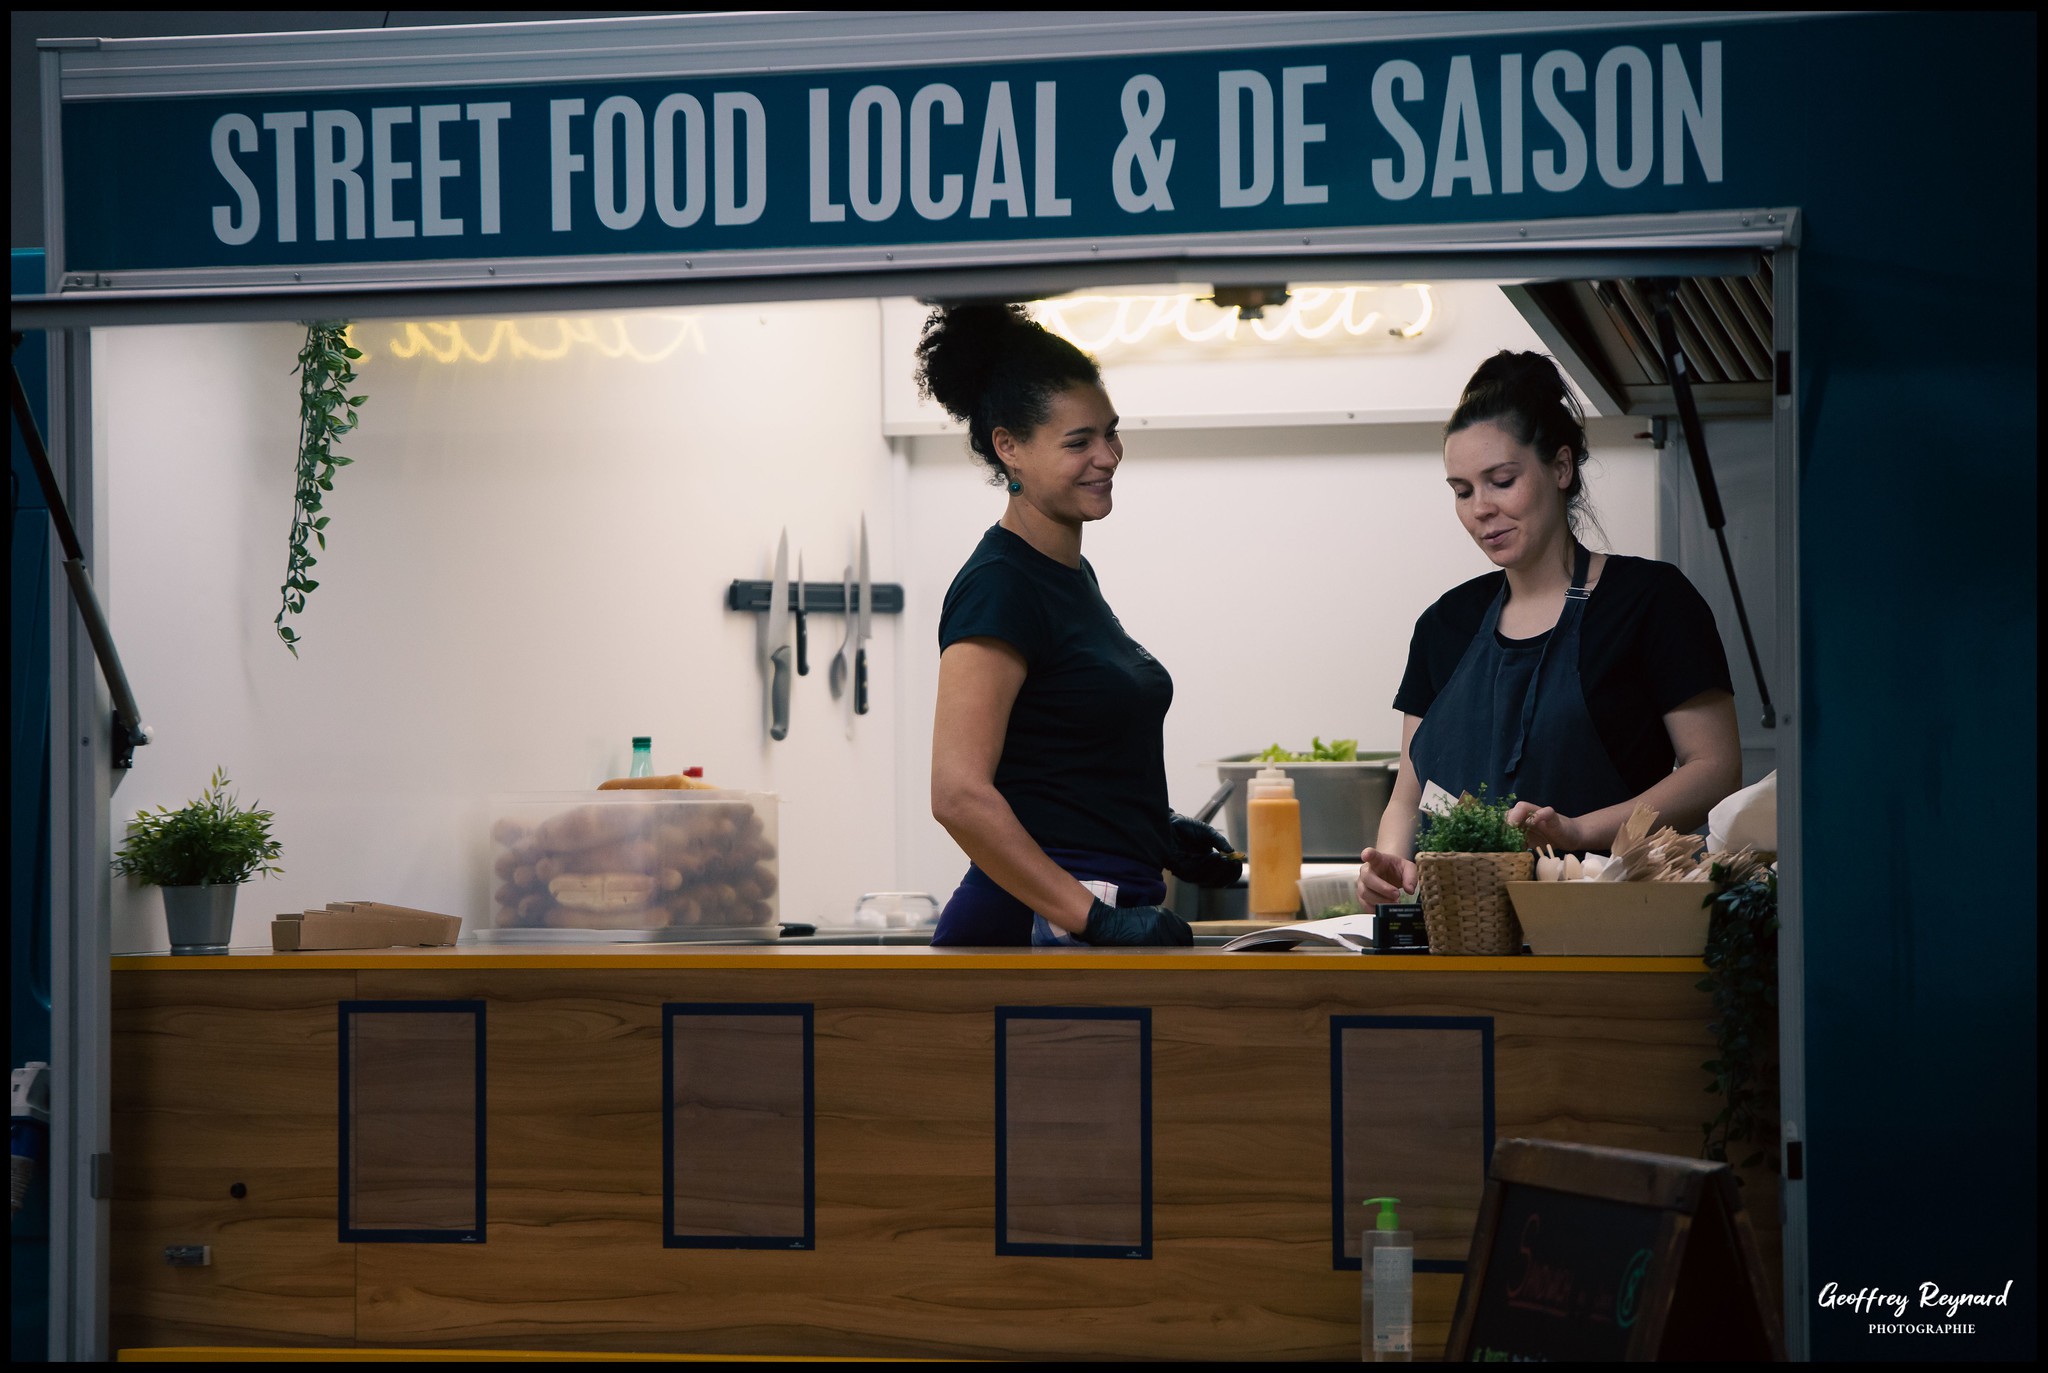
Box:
left=161, top=884, right=239, bottom=955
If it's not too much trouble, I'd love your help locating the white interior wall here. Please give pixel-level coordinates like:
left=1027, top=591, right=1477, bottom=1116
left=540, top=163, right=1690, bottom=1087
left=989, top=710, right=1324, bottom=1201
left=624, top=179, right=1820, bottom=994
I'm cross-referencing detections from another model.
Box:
left=99, top=301, right=901, bottom=951
left=879, top=282, right=1589, bottom=431
left=95, top=283, right=1656, bottom=950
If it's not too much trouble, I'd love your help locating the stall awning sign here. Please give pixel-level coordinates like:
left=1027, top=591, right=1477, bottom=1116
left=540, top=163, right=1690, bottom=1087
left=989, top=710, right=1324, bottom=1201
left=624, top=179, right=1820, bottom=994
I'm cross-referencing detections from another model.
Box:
left=61, top=23, right=1761, bottom=276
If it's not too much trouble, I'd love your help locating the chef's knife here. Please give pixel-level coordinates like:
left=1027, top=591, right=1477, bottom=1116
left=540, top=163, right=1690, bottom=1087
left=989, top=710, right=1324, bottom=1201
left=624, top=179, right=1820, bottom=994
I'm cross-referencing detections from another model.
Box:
left=795, top=552, right=809, bottom=676
left=767, top=529, right=792, bottom=741
left=854, top=516, right=872, bottom=716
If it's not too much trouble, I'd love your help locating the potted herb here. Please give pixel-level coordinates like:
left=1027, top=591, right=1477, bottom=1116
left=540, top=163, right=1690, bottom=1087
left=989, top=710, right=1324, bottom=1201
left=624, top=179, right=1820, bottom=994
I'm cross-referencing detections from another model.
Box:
left=112, top=768, right=284, bottom=955
left=1412, top=785, right=1531, bottom=955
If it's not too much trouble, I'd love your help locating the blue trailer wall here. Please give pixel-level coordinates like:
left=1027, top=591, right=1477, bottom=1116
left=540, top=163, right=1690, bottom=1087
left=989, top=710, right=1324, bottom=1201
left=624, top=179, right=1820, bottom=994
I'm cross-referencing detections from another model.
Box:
left=10, top=247, right=54, bottom=1361
left=1783, top=13, right=2036, bottom=1361
left=26, top=8, right=2040, bottom=1360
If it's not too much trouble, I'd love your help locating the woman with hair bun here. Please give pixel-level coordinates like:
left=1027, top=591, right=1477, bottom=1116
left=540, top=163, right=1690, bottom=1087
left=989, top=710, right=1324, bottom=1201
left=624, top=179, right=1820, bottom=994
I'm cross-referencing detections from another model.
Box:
left=1356, top=350, right=1744, bottom=905
left=919, top=303, right=1236, bottom=946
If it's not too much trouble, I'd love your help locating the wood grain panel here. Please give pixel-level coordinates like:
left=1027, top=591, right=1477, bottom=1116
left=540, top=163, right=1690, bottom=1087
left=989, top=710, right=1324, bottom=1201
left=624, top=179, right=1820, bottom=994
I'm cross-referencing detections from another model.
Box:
left=110, top=971, right=358, bottom=1351
left=109, top=964, right=1772, bottom=1361
left=347, top=1008, right=479, bottom=1233
left=1337, top=1026, right=1487, bottom=1265
left=1001, top=1014, right=1145, bottom=1250
left=670, top=1011, right=807, bottom=1241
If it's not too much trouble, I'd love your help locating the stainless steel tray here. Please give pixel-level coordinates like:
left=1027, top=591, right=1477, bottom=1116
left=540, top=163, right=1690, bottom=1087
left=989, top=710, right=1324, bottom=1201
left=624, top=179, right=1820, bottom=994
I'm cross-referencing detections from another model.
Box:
left=1208, top=754, right=1398, bottom=860
left=471, top=927, right=776, bottom=944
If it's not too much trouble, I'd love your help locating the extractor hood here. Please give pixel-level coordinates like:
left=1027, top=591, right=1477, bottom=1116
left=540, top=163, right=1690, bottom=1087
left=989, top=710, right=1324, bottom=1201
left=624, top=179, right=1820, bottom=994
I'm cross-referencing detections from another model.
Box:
left=1503, top=258, right=1776, bottom=417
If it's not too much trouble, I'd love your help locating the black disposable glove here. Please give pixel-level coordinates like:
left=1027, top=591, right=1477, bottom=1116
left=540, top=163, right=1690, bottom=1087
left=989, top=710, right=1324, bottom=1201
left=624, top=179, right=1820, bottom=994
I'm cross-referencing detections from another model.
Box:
left=1077, top=898, right=1195, bottom=947
left=1165, top=811, right=1243, bottom=888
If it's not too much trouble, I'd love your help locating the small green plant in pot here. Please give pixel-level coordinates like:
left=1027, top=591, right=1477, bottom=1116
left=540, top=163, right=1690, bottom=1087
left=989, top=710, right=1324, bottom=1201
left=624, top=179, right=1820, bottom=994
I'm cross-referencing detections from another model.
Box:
left=112, top=768, right=283, bottom=955
left=1412, top=785, right=1531, bottom=955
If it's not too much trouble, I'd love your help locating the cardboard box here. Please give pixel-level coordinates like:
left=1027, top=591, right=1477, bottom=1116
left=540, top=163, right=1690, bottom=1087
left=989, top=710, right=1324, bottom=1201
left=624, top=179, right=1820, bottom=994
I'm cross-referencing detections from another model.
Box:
left=272, top=903, right=461, bottom=951
left=1504, top=881, right=1713, bottom=956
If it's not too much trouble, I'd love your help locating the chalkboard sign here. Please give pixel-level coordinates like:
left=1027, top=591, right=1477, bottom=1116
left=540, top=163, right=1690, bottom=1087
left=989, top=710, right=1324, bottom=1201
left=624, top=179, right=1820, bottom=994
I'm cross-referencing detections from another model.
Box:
left=1445, top=1139, right=1783, bottom=1362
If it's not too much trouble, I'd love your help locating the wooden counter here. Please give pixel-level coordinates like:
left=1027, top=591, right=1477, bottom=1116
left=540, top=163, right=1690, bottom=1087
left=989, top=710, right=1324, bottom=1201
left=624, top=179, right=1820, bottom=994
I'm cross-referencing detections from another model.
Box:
left=111, top=945, right=1779, bottom=1360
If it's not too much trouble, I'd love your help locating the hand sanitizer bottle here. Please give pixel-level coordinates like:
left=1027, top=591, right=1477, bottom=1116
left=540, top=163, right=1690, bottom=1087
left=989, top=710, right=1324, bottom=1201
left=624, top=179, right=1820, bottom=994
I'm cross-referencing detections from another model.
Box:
left=1362, top=1196, right=1412, bottom=1362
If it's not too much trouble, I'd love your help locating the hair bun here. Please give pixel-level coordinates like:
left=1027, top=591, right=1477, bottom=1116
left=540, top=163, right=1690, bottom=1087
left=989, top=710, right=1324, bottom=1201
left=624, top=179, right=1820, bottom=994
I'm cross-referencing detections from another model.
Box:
left=914, top=303, right=1036, bottom=423
left=1462, top=349, right=1570, bottom=405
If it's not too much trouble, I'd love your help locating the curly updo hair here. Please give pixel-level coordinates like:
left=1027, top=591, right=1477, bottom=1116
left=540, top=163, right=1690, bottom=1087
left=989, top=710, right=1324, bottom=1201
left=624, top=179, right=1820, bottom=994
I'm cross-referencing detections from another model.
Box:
left=1445, top=350, right=1601, bottom=540
left=913, top=303, right=1102, bottom=485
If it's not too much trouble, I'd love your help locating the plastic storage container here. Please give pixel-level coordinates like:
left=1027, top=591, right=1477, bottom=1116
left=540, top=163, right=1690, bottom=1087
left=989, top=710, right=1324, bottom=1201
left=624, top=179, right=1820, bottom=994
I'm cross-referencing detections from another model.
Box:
left=483, top=791, right=778, bottom=942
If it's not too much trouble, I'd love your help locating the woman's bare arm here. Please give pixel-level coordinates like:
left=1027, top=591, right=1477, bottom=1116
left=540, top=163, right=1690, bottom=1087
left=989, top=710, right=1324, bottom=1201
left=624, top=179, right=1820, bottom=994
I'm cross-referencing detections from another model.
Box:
left=1507, top=689, right=1744, bottom=851
left=930, top=637, right=1097, bottom=933
left=1357, top=714, right=1424, bottom=904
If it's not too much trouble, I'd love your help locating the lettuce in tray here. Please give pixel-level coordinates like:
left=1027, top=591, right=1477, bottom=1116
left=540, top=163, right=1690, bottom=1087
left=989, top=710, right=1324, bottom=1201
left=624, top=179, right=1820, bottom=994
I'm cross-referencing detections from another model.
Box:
left=1254, top=737, right=1361, bottom=763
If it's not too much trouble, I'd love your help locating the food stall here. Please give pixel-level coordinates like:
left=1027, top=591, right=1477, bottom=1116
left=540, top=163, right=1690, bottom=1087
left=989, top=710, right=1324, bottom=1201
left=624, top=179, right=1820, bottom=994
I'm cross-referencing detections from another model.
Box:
left=16, top=9, right=2036, bottom=1363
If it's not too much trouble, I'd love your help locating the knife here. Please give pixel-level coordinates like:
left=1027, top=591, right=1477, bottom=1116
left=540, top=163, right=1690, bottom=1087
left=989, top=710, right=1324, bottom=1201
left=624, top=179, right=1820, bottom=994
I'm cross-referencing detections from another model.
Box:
left=795, top=551, right=809, bottom=676
left=854, top=515, right=872, bottom=717
left=767, top=529, right=792, bottom=741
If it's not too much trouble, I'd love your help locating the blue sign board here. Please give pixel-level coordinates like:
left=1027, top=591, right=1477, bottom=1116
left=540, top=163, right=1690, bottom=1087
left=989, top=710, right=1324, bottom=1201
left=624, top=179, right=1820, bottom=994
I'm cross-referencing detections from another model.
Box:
left=62, top=22, right=1762, bottom=274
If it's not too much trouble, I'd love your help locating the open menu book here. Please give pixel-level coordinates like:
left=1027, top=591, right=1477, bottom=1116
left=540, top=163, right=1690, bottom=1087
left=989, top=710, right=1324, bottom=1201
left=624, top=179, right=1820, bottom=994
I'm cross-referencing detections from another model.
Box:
left=1220, top=912, right=1376, bottom=952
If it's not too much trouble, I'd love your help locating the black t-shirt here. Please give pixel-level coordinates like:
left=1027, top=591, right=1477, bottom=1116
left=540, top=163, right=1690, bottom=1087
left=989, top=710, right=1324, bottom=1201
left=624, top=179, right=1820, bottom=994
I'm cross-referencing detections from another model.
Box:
left=938, top=525, right=1176, bottom=868
left=1394, top=555, right=1734, bottom=796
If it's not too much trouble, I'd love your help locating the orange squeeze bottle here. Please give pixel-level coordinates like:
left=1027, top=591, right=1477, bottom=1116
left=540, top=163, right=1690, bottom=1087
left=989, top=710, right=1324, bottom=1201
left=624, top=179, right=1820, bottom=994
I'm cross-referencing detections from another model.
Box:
left=1246, top=766, right=1304, bottom=917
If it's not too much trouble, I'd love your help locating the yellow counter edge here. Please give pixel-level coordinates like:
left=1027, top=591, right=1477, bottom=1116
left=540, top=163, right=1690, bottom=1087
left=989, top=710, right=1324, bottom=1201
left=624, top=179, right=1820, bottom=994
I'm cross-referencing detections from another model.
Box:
left=118, top=1349, right=946, bottom=1362
left=112, top=947, right=1705, bottom=973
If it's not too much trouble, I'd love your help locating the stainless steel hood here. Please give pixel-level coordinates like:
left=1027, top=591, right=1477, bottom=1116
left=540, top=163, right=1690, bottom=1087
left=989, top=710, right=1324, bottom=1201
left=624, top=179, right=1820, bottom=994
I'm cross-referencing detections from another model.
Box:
left=1503, top=257, right=1777, bottom=417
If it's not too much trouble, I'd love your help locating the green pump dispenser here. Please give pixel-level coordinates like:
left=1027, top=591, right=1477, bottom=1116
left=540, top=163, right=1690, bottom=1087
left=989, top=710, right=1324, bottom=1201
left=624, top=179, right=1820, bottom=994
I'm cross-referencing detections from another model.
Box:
left=1364, top=1196, right=1401, bottom=1231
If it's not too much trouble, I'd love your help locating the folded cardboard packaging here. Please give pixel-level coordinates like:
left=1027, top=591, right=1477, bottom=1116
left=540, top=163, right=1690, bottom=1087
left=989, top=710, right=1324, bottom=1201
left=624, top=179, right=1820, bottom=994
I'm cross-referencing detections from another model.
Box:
left=1504, top=881, right=1712, bottom=956
left=272, top=902, right=462, bottom=952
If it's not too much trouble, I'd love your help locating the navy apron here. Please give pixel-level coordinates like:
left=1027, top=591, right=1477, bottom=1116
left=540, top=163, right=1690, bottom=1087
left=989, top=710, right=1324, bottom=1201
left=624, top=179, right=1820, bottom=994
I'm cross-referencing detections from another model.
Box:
left=1407, top=542, right=1633, bottom=848
left=932, top=846, right=1166, bottom=947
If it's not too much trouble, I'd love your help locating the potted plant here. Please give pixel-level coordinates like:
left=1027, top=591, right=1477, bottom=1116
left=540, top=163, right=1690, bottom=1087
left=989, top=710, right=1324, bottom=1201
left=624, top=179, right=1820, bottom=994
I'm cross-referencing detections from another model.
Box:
left=1699, top=860, right=1780, bottom=1170
left=1412, top=786, right=1531, bottom=955
left=112, top=768, right=284, bottom=955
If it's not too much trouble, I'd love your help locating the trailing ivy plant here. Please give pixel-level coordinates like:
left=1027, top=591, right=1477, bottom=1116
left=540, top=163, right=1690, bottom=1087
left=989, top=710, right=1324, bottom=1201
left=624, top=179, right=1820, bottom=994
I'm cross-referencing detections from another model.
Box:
left=1698, top=864, right=1780, bottom=1170
left=275, top=321, right=365, bottom=654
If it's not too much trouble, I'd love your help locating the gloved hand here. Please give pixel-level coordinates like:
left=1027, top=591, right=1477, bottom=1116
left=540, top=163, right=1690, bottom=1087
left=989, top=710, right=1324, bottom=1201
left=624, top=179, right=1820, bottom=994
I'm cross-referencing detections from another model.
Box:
left=1166, top=811, right=1243, bottom=888
left=1077, top=898, right=1194, bottom=947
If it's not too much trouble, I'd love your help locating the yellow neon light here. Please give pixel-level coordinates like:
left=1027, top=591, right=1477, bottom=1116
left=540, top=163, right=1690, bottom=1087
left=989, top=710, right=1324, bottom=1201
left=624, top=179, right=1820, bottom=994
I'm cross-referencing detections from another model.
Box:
left=350, top=315, right=710, bottom=365
left=1030, top=284, right=1434, bottom=351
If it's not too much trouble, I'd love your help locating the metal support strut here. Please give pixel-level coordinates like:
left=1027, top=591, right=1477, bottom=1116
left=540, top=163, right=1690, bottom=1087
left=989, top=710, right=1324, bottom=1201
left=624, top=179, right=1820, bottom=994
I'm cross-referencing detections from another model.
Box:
left=1644, top=289, right=1779, bottom=729
left=10, top=332, right=151, bottom=767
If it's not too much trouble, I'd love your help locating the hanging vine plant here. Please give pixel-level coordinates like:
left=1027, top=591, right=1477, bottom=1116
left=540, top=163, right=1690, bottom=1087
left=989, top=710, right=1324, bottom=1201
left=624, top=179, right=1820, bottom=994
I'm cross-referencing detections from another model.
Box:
left=275, top=321, right=365, bottom=655
left=1698, top=863, right=1780, bottom=1171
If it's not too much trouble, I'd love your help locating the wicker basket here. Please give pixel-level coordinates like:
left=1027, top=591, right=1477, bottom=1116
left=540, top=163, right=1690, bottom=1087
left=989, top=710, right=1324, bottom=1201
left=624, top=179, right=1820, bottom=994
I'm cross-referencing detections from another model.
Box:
left=1415, top=850, right=1535, bottom=954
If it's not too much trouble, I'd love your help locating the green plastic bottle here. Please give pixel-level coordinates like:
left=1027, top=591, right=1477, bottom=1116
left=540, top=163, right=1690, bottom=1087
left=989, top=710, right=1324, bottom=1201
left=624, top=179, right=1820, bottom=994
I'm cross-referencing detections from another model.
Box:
left=1362, top=1196, right=1412, bottom=1362
left=629, top=736, right=653, bottom=778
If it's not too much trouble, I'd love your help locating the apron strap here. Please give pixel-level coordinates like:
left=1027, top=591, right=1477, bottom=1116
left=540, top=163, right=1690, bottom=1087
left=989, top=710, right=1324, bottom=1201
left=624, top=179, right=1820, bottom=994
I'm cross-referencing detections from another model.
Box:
left=1503, top=542, right=1594, bottom=781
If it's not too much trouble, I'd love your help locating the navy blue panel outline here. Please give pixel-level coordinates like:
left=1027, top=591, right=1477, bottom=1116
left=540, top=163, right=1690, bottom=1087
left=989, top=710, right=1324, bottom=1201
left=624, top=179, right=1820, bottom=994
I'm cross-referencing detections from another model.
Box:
left=662, top=1003, right=815, bottom=1251
left=1329, top=1014, right=1495, bottom=1273
left=338, top=1000, right=487, bottom=1244
left=994, top=1006, right=1152, bottom=1260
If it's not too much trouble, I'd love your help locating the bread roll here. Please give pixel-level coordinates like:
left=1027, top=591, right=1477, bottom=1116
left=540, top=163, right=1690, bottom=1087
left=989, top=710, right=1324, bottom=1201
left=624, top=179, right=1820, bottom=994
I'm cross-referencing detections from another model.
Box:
left=563, top=837, right=657, bottom=874
left=537, top=803, right=645, bottom=853
left=549, top=871, right=658, bottom=911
